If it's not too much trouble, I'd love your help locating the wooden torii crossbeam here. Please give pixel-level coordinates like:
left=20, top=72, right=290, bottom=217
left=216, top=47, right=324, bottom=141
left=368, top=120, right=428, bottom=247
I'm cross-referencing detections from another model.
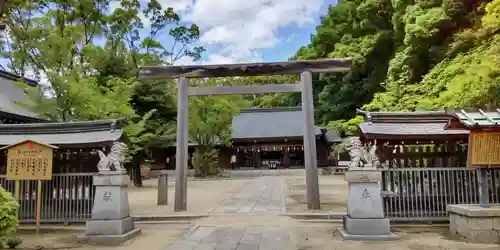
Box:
left=140, top=58, right=352, bottom=212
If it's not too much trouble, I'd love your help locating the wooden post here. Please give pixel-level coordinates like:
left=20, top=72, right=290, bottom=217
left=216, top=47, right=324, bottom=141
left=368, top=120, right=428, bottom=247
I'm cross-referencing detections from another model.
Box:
left=14, top=180, right=20, bottom=201
left=477, top=168, right=489, bottom=208
left=301, top=71, right=320, bottom=209
left=36, top=180, right=42, bottom=234
left=157, top=172, right=168, bottom=205
left=174, top=77, right=189, bottom=212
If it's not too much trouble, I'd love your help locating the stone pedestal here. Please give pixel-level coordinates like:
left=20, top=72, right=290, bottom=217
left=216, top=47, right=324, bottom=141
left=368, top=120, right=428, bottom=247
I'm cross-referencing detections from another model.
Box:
left=78, top=171, right=141, bottom=245
left=339, top=168, right=398, bottom=240
left=448, top=204, right=500, bottom=244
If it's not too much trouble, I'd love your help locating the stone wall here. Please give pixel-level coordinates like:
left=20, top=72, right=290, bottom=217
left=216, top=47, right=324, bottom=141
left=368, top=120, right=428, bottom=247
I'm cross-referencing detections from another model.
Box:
left=449, top=207, right=500, bottom=244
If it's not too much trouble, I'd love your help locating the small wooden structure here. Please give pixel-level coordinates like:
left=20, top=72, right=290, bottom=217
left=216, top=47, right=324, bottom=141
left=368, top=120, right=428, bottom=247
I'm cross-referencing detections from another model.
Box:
left=356, top=109, right=469, bottom=168
left=140, top=59, right=351, bottom=211
left=356, top=109, right=500, bottom=221
left=444, top=109, right=500, bottom=207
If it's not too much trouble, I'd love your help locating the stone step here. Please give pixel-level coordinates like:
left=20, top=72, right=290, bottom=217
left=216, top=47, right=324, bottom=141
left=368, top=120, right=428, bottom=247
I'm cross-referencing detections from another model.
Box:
left=132, top=214, right=209, bottom=222
left=281, top=212, right=346, bottom=220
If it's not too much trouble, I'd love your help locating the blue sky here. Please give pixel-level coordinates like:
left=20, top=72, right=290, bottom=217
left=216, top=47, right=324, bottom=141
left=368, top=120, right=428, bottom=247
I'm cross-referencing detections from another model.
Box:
left=162, top=0, right=338, bottom=65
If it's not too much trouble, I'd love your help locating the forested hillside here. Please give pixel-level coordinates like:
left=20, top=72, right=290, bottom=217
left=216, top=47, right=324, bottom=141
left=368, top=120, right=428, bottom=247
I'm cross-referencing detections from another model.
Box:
left=292, top=0, right=500, bottom=135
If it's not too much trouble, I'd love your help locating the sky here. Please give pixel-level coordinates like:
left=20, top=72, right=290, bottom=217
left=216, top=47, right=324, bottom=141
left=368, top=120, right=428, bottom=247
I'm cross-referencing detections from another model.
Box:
left=155, top=0, right=339, bottom=65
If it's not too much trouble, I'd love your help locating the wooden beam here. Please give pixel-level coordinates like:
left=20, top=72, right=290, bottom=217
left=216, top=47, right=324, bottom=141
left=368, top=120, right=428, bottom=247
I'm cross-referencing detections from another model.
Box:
left=139, top=58, right=352, bottom=78
left=187, top=83, right=301, bottom=96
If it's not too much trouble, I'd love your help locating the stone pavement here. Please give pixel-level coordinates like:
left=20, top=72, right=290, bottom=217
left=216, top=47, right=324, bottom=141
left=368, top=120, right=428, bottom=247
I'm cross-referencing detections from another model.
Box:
left=168, top=225, right=292, bottom=250
left=166, top=176, right=292, bottom=249
left=209, top=176, right=286, bottom=214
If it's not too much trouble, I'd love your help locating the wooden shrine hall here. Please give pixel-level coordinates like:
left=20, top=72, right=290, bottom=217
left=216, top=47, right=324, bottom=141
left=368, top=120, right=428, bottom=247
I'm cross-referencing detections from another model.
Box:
left=231, top=107, right=341, bottom=169
left=152, top=107, right=342, bottom=170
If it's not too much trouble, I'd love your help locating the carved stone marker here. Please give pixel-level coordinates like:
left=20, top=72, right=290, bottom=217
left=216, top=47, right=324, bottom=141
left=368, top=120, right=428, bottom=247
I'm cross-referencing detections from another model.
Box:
left=339, top=168, right=398, bottom=240
left=78, top=170, right=141, bottom=244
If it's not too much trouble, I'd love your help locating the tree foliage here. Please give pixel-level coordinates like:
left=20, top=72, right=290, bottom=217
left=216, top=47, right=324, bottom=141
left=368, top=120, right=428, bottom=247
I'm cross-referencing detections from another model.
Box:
left=289, top=0, right=500, bottom=131
left=188, top=78, right=249, bottom=177
left=1, top=0, right=204, bottom=184
left=0, top=187, right=18, bottom=247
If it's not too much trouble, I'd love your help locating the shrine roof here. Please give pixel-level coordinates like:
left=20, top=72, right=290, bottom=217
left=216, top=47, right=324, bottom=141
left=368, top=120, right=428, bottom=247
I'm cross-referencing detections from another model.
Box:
left=0, top=119, right=124, bottom=147
left=232, top=107, right=341, bottom=142
left=0, top=70, right=44, bottom=122
left=356, top=109, right=469, bottom=140
left=356, top=109, right=451, bottom=123
left=447, top=109, right=500, bottom=129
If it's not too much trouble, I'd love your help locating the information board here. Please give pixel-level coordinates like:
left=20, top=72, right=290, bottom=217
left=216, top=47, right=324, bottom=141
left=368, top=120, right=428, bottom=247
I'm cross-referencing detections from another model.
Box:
left=5, top=140, right=55, bottom=180
left=468, top=131, right=500, bottom=167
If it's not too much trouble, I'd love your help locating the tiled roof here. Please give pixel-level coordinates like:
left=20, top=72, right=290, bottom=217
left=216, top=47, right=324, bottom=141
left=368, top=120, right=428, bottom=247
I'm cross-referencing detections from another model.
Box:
left=232, top=107, right=340, bottom=141
left=359, top=122, right=468, bottom=137
left=356, top=109, right=450, bottom=123
left=0, top=119, right=124, bottom=147
left=452, top=109, right=500, bottom=128
left=0, top=70, right=41, bottom=120
left=356, top=109, right=469, bottom=139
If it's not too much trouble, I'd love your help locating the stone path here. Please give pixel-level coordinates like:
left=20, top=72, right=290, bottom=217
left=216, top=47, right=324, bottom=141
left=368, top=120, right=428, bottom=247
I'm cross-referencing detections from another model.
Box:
left=209, top=176, right=286, bottom=214
left=166, top=177, right=290, bottom=249
left=168, top=225, right=292, bottom=250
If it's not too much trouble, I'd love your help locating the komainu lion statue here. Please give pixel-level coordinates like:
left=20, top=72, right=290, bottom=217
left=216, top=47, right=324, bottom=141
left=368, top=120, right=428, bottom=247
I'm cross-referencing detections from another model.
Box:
left=346, top=137, right=382, bottom=168
left=97, top=142, right=128, bottom=172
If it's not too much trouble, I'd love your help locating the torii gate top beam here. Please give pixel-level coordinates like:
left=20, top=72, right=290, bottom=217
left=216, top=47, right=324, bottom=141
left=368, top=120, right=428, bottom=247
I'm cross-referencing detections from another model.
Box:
left=139, top=58, right=352, bottom=78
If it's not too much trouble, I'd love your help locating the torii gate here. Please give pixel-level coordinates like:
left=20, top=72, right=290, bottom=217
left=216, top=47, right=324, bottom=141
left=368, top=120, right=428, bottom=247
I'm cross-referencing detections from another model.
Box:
left=140, top=59, right=351, bottom=211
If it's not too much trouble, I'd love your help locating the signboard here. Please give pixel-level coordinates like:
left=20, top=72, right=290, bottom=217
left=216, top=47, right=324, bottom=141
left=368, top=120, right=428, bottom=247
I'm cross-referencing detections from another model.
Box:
left=468, top=131, right=500, bottom=167
left=3, top=140, right=56, bottom=180
left=1, top=140, right=58, bottom=234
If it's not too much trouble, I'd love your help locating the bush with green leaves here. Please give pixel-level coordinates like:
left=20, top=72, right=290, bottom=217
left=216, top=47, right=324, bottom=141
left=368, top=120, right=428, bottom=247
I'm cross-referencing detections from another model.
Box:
left=192, top=147, right=221, bottom=178
left=6, top=236, right=22, bottom=249
left=0, top=186, right=18, bottom=247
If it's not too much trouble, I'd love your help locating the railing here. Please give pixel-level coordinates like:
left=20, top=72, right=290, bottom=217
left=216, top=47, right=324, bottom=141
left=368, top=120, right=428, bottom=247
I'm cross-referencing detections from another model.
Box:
left=381, top=168, right=500, bottom=221
left=0, top=173, right=96, bottom=223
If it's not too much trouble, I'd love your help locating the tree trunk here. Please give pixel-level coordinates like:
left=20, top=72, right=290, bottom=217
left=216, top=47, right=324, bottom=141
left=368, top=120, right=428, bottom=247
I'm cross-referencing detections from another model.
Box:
left=128, top=155, right=143, bottom=187
left=133, top=164, right=143, bottom=187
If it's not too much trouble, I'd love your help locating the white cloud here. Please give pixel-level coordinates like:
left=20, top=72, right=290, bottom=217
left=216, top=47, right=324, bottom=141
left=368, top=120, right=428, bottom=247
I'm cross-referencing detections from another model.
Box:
left=159, top=0, right=324, bottom=64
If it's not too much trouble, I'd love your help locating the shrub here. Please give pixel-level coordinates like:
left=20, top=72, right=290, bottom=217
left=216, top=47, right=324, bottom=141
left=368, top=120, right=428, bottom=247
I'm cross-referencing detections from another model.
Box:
left=0, top=186, right=18, bottom=247
left=6, top=236, right=22, bottom=249
left=320, top=167, right=335, bottom=175
left=192, top=146, right=220, bottom=178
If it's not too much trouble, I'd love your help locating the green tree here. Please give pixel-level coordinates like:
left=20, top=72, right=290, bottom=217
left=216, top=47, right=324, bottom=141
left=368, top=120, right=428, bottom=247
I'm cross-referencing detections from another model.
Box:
left=293, top=0, right=500, bottom=134
left=188, top=78, right=249, bottom=177
left=1, top=0, right=204, bottom=186
left=295, top=0, right=395, bottom=124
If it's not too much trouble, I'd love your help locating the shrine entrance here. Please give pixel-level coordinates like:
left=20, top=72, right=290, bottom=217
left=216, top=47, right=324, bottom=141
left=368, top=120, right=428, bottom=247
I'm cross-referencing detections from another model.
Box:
left=140, top=59, right=351, bottom=211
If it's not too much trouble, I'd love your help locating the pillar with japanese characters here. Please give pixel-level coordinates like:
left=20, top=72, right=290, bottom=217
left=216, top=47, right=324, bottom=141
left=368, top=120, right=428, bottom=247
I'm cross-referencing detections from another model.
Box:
left=339, top=138, right=398, bottom=240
